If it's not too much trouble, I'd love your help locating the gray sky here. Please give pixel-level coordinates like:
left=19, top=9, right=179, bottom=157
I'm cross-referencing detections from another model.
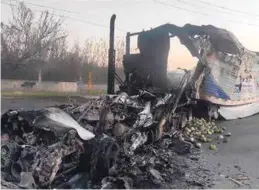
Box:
left=1, top=0, right=259, bottom=70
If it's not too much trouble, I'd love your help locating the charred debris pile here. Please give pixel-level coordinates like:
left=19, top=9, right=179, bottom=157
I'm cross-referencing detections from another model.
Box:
left=1, top=90, right=230, bottom=189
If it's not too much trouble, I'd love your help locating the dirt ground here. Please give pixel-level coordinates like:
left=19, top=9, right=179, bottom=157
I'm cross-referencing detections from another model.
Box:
left=1, top=96, right=259, bottom=188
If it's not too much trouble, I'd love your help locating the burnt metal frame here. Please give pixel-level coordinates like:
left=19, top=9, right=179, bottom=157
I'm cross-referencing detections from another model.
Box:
left=125, top=31, right=177, bottom=55
left=125, top=32, right=142, bottom=55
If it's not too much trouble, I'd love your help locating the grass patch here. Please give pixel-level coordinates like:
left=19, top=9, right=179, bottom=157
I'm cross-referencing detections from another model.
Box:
left=1, top=89, right=106, bottom=97
left=87, top=89, right=106, bottom=96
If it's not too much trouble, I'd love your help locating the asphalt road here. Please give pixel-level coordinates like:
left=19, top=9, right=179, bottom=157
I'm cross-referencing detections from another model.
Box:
left=1, top=96, right=259, bottom=188
left=203, top=115, right=259, bottom=189
left=1, top=96, right=88, bottom=113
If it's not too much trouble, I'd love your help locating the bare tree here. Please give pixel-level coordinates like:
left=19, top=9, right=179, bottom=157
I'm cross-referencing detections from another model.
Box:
left=48, top=35, right=67, bottom=61
left=1, top=2, right=66, bottom=67
left=1, top=3, right=125, bottom=83
left=82, top=37, right=124, bottom=68
left=115, top=38, right=125, bottom=68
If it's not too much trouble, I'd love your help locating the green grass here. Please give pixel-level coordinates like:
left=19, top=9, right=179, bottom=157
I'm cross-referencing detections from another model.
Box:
left=1, top=89, right=106, bottom=97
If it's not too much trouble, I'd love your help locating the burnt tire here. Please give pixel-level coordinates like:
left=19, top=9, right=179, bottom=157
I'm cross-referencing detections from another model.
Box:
left=91, top=137, right=120, bottom=183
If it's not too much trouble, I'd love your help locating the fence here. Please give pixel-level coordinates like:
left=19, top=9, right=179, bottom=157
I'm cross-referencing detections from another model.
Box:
left=2, top=79, right=83, bottom=93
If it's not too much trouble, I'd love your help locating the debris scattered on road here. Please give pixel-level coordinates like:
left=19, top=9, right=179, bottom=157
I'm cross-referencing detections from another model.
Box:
left=183, top=118, right=228, bottom=149
left=218, top=135, right=224, bottom=140
left=234, top=174, right=249, bottom=181
left=195, top=142, right=202, bottom=149
left=209, top=144, right=217, bottom=151
left=229, top=177, right=244, bottom=186
left=223, top=137, right=230, bottom=143
left=1, top=90, right=225, bottom=189
left=225, top=132, right=232, bottom=137
left=234, top=165, right=242, bottom=171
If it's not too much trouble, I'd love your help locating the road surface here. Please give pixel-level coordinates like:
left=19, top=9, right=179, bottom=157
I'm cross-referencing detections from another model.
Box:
left=1, top=96, right=259, bottom=188
left=204, top=116, right=259, bottom=188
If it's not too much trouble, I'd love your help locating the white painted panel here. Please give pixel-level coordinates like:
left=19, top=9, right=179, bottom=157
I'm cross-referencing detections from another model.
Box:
left=219, top=101, right=259, bottom=120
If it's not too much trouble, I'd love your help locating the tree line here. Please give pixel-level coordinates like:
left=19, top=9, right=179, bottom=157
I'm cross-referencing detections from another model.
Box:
left=1, top=2, right=125, bottom=84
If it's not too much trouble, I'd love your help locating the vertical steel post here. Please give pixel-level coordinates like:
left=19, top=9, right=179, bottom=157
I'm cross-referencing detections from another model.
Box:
left=124, top=32, right=131, bottom=85
left=107, top=14, right=116, bottom=94
left=126, top=32, right=130, bottom=55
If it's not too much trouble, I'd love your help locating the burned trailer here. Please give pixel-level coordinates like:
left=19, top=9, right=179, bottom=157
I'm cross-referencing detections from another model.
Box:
left=114, top=24, right=259, bottom=120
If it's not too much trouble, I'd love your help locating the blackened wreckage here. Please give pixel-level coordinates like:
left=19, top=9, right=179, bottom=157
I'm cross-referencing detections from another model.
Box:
left=1, top=21, right=258, bottom=189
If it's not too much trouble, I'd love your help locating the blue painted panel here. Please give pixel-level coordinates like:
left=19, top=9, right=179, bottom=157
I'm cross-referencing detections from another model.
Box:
left=201, top=74, right=230, bottom=100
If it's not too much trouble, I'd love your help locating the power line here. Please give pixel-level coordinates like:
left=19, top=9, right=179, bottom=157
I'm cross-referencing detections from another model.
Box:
left=6, top=0, right=127, bottom=32
left=194, top=0, right=259, bottom=18
left=152, top=0, right=259, bottom=27
left=153, top=0, right=209, bottom=16
left=7, top=0, right=80, bottom=15
left=1, top=1, right=126, bottom=33
left=176, top=0, right=259, bottom=21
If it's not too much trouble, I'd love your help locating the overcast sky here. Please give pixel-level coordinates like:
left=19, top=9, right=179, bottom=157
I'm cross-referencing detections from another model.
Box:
left=1, top=0, right=259, bottom=70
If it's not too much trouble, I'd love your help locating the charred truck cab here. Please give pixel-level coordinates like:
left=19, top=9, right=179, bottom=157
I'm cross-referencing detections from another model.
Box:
left=108, top=21, right=185, bottom=95
left=108, top=18, right=199, bottom=97
left=121, top=29, right=171, bottom=95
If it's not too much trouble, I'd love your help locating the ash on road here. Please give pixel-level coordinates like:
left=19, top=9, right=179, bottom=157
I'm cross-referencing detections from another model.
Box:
left=1, top=96, right=259, bottom=188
